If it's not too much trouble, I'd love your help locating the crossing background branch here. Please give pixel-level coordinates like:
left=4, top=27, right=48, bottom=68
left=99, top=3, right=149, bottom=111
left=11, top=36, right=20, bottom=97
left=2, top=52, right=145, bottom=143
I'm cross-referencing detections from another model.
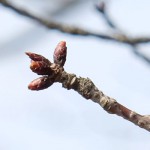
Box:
left=1, top=0, right=150, bottom=45
left=1, top=0, right=150, bottom=65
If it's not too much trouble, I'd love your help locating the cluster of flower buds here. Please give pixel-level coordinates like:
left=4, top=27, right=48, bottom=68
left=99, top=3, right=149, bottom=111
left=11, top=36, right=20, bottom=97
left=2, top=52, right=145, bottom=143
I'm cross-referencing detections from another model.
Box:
left=26, top=41, right=67, bottom=90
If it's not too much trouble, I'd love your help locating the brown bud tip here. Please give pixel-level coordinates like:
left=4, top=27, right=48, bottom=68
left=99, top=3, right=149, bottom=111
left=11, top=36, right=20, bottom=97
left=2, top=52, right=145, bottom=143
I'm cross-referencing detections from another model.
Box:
left=28, top=76, right=54, bottom=91
left=26, top=52, right=50, bottom=64
left=53, top=41, right=67, bottom=67
left=26, top=52, right=53, bottom=75
left=30, top=60, right=53, bottom=75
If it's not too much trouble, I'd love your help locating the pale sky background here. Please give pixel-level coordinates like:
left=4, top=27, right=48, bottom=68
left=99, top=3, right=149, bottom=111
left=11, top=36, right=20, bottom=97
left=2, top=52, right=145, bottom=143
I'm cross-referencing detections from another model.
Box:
left=0, top=0, right=150, bottom=149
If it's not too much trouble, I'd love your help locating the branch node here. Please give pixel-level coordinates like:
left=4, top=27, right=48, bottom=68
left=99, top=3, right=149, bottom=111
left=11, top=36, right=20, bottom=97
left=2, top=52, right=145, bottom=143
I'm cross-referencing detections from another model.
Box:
left=60, top=72, right=77, bottom=90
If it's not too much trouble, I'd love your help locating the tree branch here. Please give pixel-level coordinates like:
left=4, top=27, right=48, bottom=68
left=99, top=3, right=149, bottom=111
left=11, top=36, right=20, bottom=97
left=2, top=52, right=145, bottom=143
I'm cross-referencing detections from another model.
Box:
left=60, top=71, right=150, bottom=132
left=96, top=0, right=150, bottom=65
left=1, top=0, right=150, bottom=45
left=25, top=41, right=150, bottom=132
left=96, top=1, right=119, bottom=30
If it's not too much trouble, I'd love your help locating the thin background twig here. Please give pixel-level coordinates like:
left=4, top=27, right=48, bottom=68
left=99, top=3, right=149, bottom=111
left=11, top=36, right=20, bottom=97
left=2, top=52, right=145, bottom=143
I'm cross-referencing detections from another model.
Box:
left=96, top=0, right=150, bottom=64
left=1, top=0, right=150, bottom=45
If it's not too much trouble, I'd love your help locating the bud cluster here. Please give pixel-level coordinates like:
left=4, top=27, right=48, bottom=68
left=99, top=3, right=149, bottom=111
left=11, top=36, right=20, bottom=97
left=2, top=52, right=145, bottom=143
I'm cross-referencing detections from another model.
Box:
left=26, top=41, right=67, bottom=90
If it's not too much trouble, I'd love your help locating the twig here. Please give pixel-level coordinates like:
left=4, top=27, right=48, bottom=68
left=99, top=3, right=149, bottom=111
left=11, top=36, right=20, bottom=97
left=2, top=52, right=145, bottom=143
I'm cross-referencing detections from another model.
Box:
left=96, top=0, right=150, bottom=65
left=1, top=0, right=150, bottom=64
left=95, top=1, right=118, bottom=30
left=132, top=45, right=150, bottom=64
left=25, top=41, right=150, bottom=132
left=60, top=72, right=150, bottom=132
left=1, top=0, right=150, bottom=44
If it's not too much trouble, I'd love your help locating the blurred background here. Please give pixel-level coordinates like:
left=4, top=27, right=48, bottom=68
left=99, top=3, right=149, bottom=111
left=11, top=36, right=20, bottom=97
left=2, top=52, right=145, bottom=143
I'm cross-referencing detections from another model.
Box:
left=0, top=0, right=150, bottom=149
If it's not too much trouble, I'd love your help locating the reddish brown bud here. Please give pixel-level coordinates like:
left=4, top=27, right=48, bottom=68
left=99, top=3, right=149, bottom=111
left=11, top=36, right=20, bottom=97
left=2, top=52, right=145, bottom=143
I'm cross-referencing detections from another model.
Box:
left=28, top=76, right=54, bottom=90
left=26, top=52, right=50, bottom=64
left=26, top=52, right=53, bottom=75
left=53, top=41, right=67, bottom=67
left=30, top=60, right=53, bottom=75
